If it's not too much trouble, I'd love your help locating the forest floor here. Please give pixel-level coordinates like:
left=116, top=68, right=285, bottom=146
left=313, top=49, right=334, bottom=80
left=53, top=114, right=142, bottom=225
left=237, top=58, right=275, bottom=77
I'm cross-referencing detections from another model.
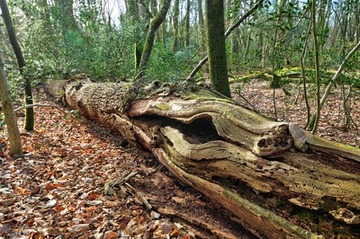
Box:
left=0, top=80, right=359, bottom=239
left=233, top=79, right=360, bottom=147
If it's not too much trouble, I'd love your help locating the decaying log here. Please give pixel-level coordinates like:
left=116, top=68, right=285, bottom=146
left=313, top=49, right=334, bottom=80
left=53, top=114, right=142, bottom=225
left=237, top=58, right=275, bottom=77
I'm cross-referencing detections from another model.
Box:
left=49, top=75, right=360, bottom=239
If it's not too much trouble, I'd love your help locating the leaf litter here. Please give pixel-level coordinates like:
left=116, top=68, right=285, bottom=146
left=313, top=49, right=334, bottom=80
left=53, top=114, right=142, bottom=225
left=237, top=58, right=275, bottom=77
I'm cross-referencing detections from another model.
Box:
left=0, top=92, right=255, bottom=239
left=233, top=79, right=359, bottom=147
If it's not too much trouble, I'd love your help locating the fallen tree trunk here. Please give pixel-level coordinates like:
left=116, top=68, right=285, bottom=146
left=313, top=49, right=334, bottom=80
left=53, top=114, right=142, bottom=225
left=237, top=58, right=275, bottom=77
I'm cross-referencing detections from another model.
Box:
left=51, top=75, right=360, bottom=239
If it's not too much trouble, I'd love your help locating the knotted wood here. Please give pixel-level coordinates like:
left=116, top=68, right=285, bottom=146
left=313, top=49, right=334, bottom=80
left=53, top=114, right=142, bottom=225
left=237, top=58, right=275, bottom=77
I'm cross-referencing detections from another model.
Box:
left=51, top=76, right=360, bottom=239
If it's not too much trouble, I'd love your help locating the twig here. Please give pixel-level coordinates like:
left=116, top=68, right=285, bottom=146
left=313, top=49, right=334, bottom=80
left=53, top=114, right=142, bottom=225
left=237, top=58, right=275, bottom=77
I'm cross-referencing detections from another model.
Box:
left=104, top=170, right=138, bottom=195
left=125, top=182, right=152, bottom=210
left=13, top=104, right=68, bottom=114
left=344, top=84, right=358, bottom=130
left=234, top=87, right=258, bottom=113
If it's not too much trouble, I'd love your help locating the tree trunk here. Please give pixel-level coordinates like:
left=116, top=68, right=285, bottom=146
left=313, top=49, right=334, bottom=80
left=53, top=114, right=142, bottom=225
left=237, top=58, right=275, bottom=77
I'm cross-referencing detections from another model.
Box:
left=310, top=0, right=321, bottom=134
left=197, top=0, right=205, bottom=52
left=188, top=0, right=263, bottom=79
left=205, top=0, right=231, bottom=97
left=172, top=0, right=180, bottom=52
left=52, top=76, right=360, bottom=239
left=184, top=0, right=191, bottom=47
left=0, top=55, right=23, bottom=156
left=356, top=3, right=360, bottom=42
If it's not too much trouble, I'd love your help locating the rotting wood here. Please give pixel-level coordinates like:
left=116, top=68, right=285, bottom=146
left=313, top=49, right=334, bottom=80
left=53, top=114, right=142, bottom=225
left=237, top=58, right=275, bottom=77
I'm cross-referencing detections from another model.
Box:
left=48, top=76, right=360, bottom=239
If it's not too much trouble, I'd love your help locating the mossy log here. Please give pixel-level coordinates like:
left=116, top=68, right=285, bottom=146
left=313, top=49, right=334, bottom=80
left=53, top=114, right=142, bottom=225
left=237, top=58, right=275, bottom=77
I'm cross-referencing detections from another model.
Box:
left=229, top=67, right=360, bottom=87
left=229, top=68, right=301, bottom=84
left=51, top=76, right=360, bottom=239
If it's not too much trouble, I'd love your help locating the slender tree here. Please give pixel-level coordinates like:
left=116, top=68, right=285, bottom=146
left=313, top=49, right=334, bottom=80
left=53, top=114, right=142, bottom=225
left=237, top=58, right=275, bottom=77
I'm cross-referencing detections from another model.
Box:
left=230, top=0, right=239, bottom=56
left=205, top=0, right=231, bottom=97
left=0, top=55, right=23, bottom=156
left=172, top=0, right=180, bottom=52
left=188, top=0, right=263, bottom=79
left=270, top=0, right=287, bottom=120
left=300, top=22, right=312, bottom=128
left=184, top=0, right=191, bottom=47
left=197, top=0, right=205, bottom=51
left=127, top=1, right=143, bottom=70
left=0, top=0, right=34, bottom=131
left=136, top=0, right=171, bottom=79
left=319, top=41, right=360, bottom=113
left=310, top=0, right=321, bottom=134
left=356, top=3, right=360, bottom=42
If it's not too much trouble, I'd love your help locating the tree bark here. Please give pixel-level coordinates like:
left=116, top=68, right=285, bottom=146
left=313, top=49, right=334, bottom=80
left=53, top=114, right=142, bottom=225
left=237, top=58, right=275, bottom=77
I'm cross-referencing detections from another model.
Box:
left=197, top=0, right=205, bottom=52
left=55, top=76, right=360, bottom=239
left=310, top=0, right=321, bottom=134
left=184, top=0, right=191, bottom=47
left=0, top=55, right=23, bottom=156
left=205, top=0, right=230, bottom=97
left=172, top=0, right=180, bottom=52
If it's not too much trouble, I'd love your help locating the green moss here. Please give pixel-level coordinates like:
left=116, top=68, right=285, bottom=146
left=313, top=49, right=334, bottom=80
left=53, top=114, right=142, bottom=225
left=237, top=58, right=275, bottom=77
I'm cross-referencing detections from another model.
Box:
left=294, top=209, right=314, bottom=222
left=275, top=67, right=301, bottom=76
left=275, top=198, right=287, bottom=208
left=229, top=72, right=265, bottom=84
left=182, top=89, right=232, bottom=103
left=310, top=134, right=360, bottom=157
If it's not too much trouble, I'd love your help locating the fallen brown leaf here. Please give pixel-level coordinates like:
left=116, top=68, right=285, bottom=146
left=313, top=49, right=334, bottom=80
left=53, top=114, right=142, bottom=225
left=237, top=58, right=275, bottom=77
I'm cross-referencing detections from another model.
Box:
left=45, top=183, right=62, bottom=190
left=14, top=186, right=32, bottom=196
left=104, top=231, right=118, bottom=239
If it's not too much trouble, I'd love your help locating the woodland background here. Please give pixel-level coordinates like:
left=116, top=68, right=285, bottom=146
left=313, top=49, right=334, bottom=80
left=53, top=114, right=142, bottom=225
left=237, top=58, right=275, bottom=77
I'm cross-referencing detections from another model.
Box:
left=0, top=0, right=358, bottom=86
left=1, top=0, right=359, bottom=137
